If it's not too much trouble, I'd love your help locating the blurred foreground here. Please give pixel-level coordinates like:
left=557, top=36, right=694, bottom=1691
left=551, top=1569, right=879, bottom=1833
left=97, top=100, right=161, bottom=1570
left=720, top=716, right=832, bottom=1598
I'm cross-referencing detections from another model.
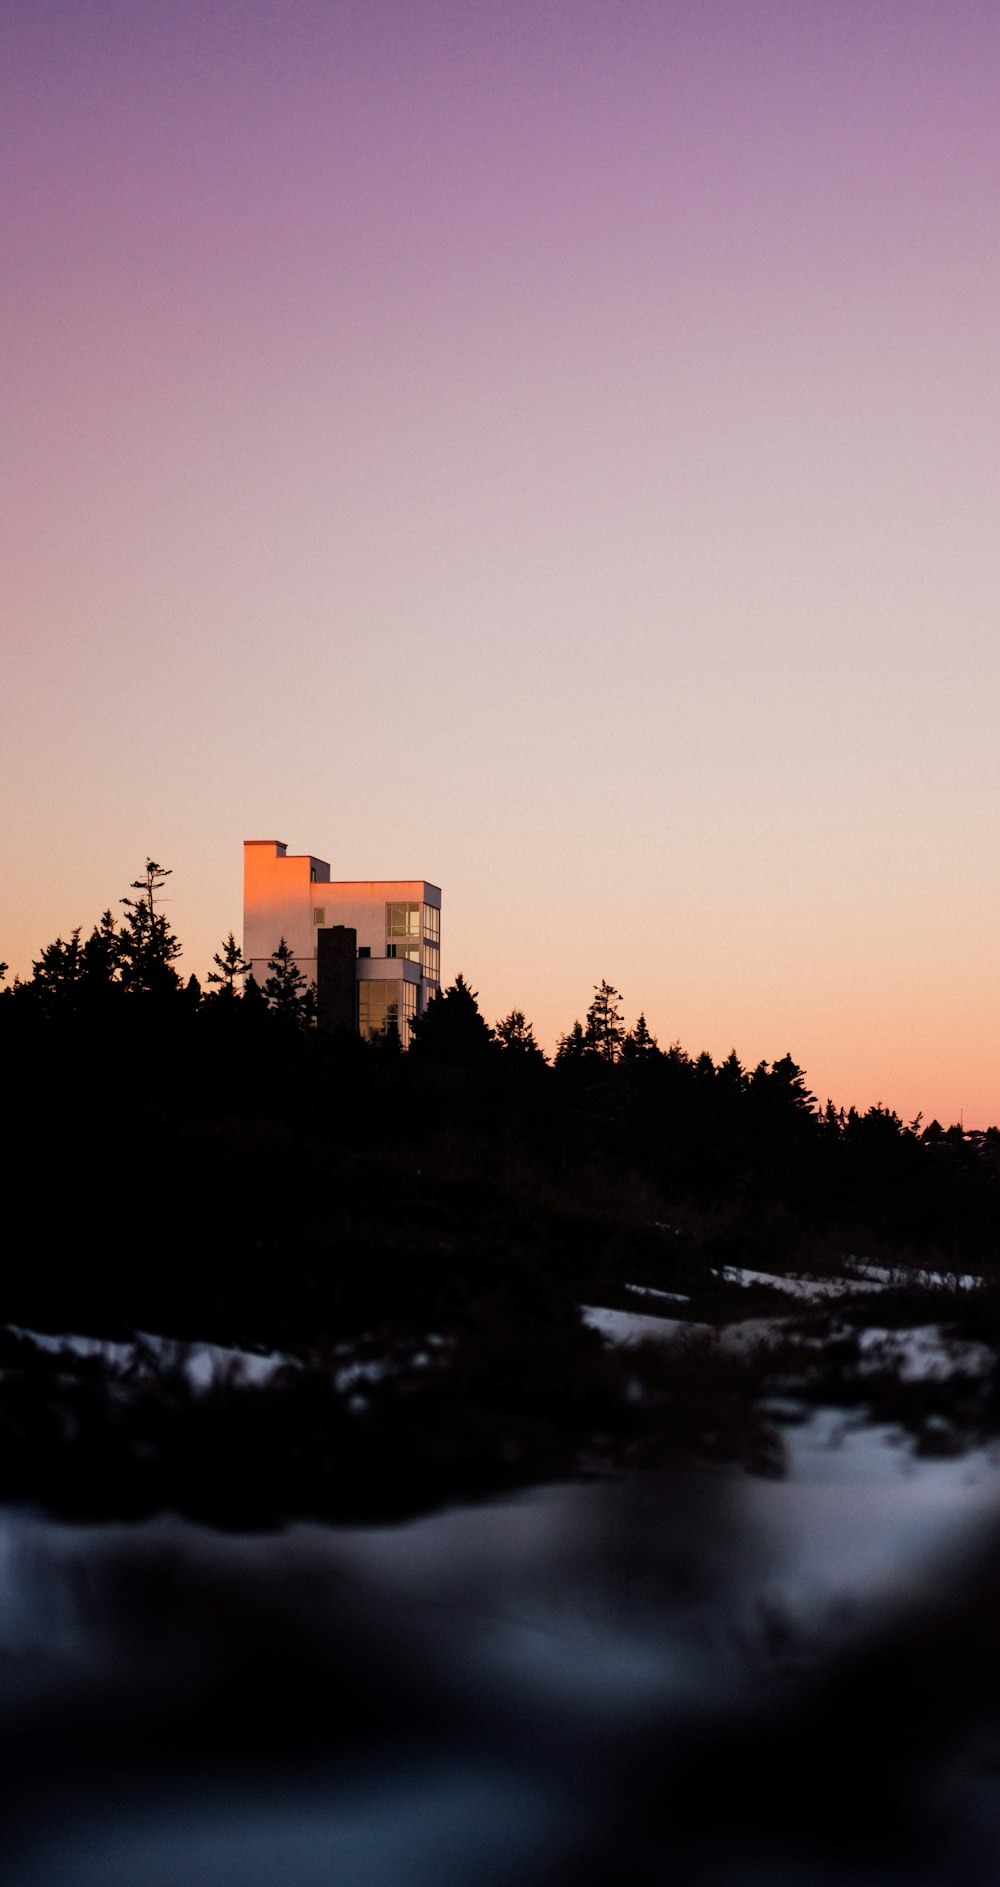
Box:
left=5, top=1416, right=1000, bottom=1887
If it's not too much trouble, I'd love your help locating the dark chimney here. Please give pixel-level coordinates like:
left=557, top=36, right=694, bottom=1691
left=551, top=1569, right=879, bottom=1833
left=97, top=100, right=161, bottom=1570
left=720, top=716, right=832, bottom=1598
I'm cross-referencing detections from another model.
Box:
left=316, top=925, right=357, bottom=1034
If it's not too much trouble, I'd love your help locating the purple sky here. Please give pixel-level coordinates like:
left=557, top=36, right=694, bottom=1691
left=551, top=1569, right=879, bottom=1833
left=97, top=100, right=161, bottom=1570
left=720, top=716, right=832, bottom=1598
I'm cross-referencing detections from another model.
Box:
left=3, top=0, right=1000, bottom=1121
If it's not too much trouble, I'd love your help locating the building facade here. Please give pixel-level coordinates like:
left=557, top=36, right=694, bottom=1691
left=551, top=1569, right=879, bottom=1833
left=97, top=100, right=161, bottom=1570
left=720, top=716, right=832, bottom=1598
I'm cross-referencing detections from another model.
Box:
left=243, top=839, right=441, bottom=1045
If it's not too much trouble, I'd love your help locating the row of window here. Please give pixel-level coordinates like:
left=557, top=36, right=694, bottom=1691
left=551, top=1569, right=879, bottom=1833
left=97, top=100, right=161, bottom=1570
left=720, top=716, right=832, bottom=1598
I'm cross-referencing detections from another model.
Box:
left=311, top=900, right=440, bottom=984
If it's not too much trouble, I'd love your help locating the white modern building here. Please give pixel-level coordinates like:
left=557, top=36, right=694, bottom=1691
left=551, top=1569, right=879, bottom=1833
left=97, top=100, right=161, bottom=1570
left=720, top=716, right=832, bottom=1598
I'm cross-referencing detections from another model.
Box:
left=243, top=840, right=441, bottom=1045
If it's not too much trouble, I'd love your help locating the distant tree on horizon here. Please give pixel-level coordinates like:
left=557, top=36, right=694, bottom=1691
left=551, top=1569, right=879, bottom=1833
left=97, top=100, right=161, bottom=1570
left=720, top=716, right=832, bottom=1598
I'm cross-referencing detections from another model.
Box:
left=32, top=927, right=85, bottom=995
left=83, top=911, right=122, bottom=985
left=118, top=859, right=182, bottom=996
left=495, top=1009, right=546, bottom=1062
left=622, top=1012, right=659, bottom=1062
left=555, top=1019, right=586, bottom=1062
left=583, top=981, right=625, bottom=1062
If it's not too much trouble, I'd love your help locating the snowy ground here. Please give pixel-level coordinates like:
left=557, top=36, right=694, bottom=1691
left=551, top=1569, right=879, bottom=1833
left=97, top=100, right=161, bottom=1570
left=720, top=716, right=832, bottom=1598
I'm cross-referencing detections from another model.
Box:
left=581, top=1304, right=710, bottom=1344
left=2, top=1325, right=293, bottom=1390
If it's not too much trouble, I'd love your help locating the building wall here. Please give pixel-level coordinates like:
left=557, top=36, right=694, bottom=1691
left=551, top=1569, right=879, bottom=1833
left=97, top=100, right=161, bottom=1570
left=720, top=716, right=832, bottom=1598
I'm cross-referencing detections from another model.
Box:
left=309, top=882, right=433, bottom=958
left=243, top=841, right=329, bottom=973
left=243, top=842, right=441, bottom=1022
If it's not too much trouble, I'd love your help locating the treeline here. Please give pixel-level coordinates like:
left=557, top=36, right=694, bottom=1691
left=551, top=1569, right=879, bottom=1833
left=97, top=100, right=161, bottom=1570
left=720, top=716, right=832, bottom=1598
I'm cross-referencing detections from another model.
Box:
left=2, top=861, right=999, bottom=1354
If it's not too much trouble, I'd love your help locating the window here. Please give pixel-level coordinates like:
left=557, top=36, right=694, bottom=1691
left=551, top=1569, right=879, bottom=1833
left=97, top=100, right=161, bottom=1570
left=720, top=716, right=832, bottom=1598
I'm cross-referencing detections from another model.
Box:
left=358, top=980, right=417, bottom=1047
left=421, top=941, right=440, bottom=984
left=402, top=981, right=417, bottom=1038
left=422, top=903, right=440, bottom=942
left=357, top=946, right=370, bottom=959
left=386, top=901, right=421, bottom=941
left=313, top=908, right=326, bottom=926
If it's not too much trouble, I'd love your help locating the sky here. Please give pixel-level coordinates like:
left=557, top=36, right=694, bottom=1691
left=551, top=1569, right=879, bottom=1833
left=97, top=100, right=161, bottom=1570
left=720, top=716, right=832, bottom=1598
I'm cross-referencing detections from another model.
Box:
left=3, top=0, right=999, bottom=1125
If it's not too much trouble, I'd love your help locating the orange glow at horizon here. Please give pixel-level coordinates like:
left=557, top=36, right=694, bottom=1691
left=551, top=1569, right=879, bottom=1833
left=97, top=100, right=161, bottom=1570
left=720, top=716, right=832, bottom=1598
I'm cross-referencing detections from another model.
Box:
left=2, top=2, right=998, bottom=1129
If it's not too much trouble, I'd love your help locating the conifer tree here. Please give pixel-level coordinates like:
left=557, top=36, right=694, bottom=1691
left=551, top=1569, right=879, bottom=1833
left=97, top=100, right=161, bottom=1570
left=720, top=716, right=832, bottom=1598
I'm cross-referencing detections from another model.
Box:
left=495, top=1009, right=546, bottom=1061
left=622, top=1012, right=658, bottom=1062
left=82, top=910, right=121, bottom=984
left=555, top=1020, right=586, bottom=1061
left=207, top=932, right=251, bottom=996
left=119, top=860, right=182, bottom=996
left=263, top=937, right=316, bottom=1027
left=583, top=981, right=624, bottom=1062
left=408, top=973, right=494, bottom=1062
left=32, top=928, right=85, bottom=994
left=715, top=1048, right=746, bottom=1093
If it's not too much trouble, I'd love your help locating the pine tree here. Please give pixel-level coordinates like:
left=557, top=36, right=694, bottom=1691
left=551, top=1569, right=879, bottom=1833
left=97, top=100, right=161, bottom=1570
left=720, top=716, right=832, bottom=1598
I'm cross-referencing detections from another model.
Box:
left=555, top=1020, right=586, bottom=1062
left=583, top=981, right=624, bottom=1062
left=408, top=973, right=494, bottom=1063
left=622, top=1012, right=659, bottom=1062
left=716, top=1048, right=746, bottom=1094
left=119, top=860, right=182, bottom=996
left=32, top=928, right=85, bottom=994
left=29, top=913, right=123, bottom=1005
left=207, top=932, right=251, bottom=996
left=495, top=1009, right=546, bottom=1061
left=263, top=937, right=316, bottom=1028
left=82, top=910, right=121, bottom=984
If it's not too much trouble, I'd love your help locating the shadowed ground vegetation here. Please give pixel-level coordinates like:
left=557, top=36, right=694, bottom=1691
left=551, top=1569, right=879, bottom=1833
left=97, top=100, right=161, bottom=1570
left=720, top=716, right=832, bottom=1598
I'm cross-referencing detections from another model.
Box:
left=3, top=872, right=1000, bottom=1521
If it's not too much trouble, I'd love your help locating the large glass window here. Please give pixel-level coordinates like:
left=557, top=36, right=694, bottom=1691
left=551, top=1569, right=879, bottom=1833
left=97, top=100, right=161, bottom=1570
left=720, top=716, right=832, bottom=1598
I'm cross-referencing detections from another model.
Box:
left=358, top=980, right=417, bottom=1047
left=387, top=902, right=421, bottom=966
left=359, top=982, right=394, bottom=1041
left=422, top=903, right=440, bottom=942
left=387, top=901, right=421, bottom=940
left=421, top=941, right=440, bottom=984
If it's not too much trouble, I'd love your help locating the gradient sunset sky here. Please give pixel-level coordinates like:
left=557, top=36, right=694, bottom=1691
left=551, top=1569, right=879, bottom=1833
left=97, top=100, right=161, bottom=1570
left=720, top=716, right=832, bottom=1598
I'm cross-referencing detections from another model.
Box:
left=3, top=0, right=999, bottom=1123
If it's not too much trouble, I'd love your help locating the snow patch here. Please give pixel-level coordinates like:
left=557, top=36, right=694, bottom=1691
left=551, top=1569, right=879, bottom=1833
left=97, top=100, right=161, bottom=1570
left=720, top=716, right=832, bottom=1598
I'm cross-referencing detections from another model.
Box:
left=2, top=1326, right=294, bottom=1391
left=580, top=1306, right=708, bottom=1345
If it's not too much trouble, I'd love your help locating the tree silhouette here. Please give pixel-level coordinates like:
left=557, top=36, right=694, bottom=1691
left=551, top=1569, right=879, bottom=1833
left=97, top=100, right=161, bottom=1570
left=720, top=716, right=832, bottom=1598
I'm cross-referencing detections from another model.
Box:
left=207, top=932, right=251, bottom=996
left=119, top=860, right=181, bottom=996
left=622, top=1013, right=659, bottom=1062
left=82, top=911, right=121, bottom=985
left=750, top=1054, right=816, bottom=1115
left=408, top=974, right=494, bottom=1064
left=555, top=1020, right=586, bottom=1061
left=32, top=928, right=85, bottom=996
left=122, top=859, right=171, bottom=923
left=584, top=981, right=624, bottom=1062
left=26, top=913, right=122, bottom=1007
left=716, top=1049, right=746, bottom=1093
left=495, top=1010, right=546, bottom=1062
left=263, top=938, right=316, bottom=1028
